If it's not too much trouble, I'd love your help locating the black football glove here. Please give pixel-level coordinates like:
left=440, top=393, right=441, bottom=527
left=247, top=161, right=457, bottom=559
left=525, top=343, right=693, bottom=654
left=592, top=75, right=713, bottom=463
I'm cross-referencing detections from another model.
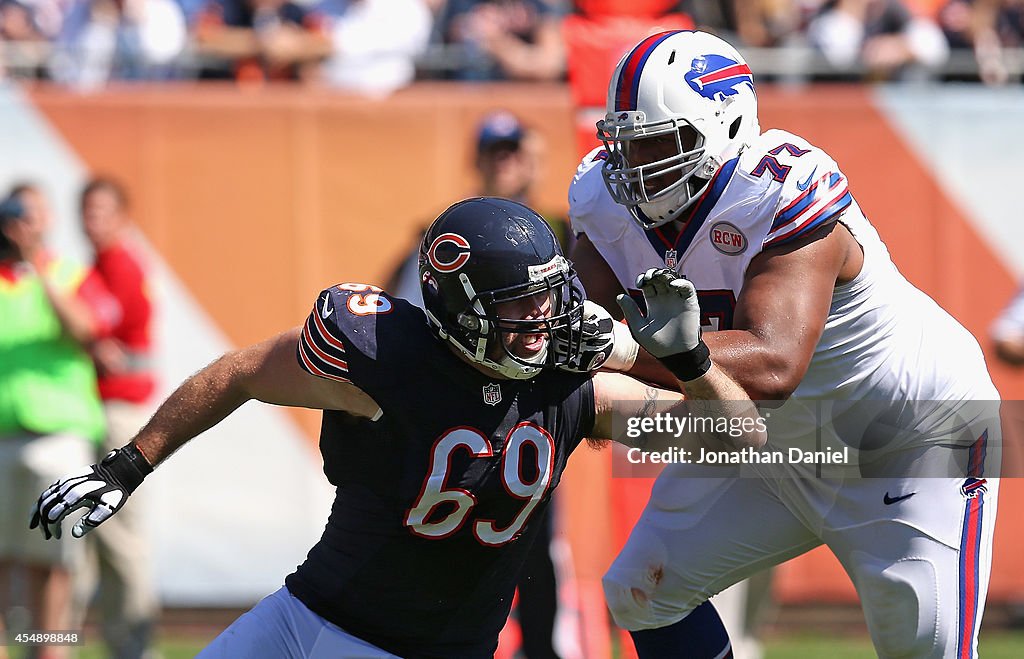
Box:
left=30, top=444, right=152, bottom=539
left=554, top=300, right=638, bottom=373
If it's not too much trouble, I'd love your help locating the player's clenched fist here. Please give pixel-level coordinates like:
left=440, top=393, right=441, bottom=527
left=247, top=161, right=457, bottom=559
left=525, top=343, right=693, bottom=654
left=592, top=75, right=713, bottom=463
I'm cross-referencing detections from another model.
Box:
left=616, top=268, right=712, bottom=381
left=30, top=444, right=152, bottom=539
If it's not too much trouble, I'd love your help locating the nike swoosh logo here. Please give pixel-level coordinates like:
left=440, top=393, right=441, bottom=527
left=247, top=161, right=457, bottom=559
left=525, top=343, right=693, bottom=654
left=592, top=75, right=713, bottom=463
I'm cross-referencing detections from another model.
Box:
left=796, top=167, right=817, bottom=191
left=320, top=295, right=334, bottom=319
left=883, top=492, right=915, bottom=505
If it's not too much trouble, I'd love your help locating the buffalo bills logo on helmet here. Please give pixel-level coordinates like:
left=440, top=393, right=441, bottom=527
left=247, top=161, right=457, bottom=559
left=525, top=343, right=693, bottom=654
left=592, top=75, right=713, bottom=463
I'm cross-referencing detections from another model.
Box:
left=684, top=54, right=753, bottom=101
left=427, top=232, right=472, bottom=273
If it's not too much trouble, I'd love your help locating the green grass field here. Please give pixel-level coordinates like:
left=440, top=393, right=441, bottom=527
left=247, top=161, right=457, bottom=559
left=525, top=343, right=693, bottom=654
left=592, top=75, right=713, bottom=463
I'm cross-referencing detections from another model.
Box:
left=763, top=630, right=1024, bottom=658
left=51, top=629, right=1023, bottom=658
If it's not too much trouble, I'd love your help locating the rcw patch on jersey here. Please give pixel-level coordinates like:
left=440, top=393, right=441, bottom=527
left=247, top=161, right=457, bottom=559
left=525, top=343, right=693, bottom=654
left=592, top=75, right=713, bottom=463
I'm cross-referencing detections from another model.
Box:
left=685, top=54, right=753, bottom=100
left=709, top=222, right=747, bottom=255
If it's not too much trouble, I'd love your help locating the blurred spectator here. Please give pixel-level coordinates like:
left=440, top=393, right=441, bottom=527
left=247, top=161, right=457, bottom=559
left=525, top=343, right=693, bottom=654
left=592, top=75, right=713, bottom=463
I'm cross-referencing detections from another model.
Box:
left=78, top=178, right=159, bottom=659
left=49, top=0, right=187, bottom=88
left=808, top=0, right=950, bottom=79
left=574, top=0, right=677, bottom=17
left=940, top=0, right=978, bottom=46
left=906, top=0, right=947, bottom=16
left=0, top=183, right=118, bottom=656
left=993, top=286, right=1024, bottom=365
left=439, top=0, right=565, bottom=80
left=940, top=0, right=1024, bottom=84
left=577, top=1, right=803, bottom=49
left=389, top=111, right=548, bottom=305
left=0, top=0, right=51, bottom=80
left=194, top=0, right=332, bottom=82
left=726, top=0, right=807, bottom=47
left=310, top=0, right=431, bottom=95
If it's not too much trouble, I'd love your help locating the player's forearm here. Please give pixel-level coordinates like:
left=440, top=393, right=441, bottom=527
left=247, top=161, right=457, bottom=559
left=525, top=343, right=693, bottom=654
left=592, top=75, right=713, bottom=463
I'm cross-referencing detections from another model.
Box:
left=624, top=333, right=798, bottom=400
left=593, top=371, right=764, bottom=453
left=681, top=364, right=767, bottom=450
left=700, top=330, right=805, bottom=401
left=625, top=348, right=678, bottom=388
left=131, top=352, right=252, bottom=467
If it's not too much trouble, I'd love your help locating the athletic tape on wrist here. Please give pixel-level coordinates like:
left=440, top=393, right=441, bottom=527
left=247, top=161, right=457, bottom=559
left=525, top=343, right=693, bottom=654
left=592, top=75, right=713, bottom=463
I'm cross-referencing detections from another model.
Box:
left=607, top=321, right=639, bottom=371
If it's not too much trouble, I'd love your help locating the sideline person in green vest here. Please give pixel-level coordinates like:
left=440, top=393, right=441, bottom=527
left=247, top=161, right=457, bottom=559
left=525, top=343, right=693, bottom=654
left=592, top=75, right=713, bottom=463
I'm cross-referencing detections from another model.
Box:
left=0, top=183, right=119, bottom=657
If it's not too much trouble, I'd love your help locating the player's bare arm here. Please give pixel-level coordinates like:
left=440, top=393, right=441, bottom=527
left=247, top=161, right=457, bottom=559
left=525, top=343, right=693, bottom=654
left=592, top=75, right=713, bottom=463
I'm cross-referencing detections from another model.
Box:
left=29, top=326, right=378, bottom=539
left=590, top=268, right=766, bottom=451
left=130, top=326, right=379, bottom=468
left=591, top=369, right=766, bottom=452
left=622, top=221, right=863, bottom=400
left=704, top=220, right=863, bottom=400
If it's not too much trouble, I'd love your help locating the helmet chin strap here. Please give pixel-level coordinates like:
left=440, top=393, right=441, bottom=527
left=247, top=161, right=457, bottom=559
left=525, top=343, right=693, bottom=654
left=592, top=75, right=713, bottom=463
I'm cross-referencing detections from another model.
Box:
left=492, top=345, right=547, bottom=380
left=443, top=332, right=545, bottom=380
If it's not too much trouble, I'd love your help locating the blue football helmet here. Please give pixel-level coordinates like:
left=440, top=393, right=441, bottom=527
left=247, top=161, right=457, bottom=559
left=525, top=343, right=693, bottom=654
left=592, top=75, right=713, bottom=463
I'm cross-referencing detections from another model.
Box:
left=419, top=197, right=585, bottom=379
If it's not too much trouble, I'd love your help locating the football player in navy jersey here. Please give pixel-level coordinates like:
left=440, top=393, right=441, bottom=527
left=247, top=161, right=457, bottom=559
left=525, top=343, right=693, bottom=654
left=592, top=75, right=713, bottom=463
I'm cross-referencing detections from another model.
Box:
left=30, top=197, right=763, bottom=658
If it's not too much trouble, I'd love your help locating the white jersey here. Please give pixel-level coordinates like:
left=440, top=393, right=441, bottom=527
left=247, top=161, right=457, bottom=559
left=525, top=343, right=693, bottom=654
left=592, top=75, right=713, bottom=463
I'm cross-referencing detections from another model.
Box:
left=570, top=129, right=997, bottom=452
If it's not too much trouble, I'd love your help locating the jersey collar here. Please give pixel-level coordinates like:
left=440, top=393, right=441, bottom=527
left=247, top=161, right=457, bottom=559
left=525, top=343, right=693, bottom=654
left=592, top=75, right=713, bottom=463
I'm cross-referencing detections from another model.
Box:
left=644, top=156, right=739, bottom=263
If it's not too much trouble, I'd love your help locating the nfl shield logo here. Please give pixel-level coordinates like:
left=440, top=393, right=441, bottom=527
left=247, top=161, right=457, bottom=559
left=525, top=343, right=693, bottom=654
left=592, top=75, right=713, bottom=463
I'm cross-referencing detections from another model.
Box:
left=483, top=383, right=502, bottom=406
left=665, top=249, right=678, bottom=269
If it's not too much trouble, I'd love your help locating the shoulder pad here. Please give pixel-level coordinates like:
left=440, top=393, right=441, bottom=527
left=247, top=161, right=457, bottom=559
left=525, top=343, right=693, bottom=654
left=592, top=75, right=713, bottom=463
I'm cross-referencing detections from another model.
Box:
left=568, top=147, right=632, bottom=242
left=297, top=283, right=395, bottom=385
left=739, top=130, right=853, bottom=249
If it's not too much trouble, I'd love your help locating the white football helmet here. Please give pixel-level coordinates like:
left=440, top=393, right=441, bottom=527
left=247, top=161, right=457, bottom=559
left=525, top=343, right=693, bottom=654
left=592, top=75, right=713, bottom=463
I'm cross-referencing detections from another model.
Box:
left=598, top=30, right=760, bottom=229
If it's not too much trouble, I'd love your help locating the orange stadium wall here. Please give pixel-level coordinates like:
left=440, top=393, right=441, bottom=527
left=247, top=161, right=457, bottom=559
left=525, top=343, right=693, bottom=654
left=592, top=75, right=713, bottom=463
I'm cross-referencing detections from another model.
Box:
left=26, top=83, right=1024, bottom=610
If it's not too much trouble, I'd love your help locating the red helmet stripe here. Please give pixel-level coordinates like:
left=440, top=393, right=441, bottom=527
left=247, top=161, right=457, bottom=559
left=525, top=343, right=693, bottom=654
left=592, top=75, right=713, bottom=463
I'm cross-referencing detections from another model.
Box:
left=614, top=31, right=680, bottom=112
left=694, top=63, right=752, bottom=88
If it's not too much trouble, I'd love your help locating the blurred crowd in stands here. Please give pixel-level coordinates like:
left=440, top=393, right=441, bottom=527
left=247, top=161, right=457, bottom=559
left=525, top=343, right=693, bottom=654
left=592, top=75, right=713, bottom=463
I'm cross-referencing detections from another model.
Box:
left=0, top=0, right=1022, bottom=91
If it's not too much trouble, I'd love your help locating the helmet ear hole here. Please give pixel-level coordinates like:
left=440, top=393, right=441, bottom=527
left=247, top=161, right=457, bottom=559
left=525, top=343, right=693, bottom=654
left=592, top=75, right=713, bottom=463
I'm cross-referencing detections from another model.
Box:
left=729, top=117, right=742, bottom=140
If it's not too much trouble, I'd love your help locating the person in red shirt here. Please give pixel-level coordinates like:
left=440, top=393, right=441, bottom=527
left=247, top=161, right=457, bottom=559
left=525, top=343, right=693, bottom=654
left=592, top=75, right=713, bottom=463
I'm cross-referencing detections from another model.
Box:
left=0, top=182, right=118, bottom=659
left=79, top=177, right=159, bottom=659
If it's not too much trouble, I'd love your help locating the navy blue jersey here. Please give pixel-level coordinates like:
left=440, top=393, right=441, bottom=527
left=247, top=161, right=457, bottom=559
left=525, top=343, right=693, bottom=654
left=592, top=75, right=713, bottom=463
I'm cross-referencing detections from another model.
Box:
left=286, top=283, right=595, bottom=659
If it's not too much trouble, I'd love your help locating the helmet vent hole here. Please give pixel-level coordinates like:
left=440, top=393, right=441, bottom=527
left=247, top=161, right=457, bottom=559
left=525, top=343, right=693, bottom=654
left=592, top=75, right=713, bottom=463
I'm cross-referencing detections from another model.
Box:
left=667, top=50, right=676, bottom=66
left=729, top=117, right=742, bottom=139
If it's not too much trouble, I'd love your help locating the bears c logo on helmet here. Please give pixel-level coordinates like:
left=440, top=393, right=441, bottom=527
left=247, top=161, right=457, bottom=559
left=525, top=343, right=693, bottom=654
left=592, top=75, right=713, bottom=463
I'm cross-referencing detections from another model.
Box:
left=427, top=233, right=472, bottom=273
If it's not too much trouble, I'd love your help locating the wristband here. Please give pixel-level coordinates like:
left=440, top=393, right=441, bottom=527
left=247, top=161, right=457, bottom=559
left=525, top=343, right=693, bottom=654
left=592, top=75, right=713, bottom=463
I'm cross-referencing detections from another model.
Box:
left=101, top=444, right=153, bottom=494
left=605, top=321, right=639, bottom=372
left=657, top=341, right=712, bottom=382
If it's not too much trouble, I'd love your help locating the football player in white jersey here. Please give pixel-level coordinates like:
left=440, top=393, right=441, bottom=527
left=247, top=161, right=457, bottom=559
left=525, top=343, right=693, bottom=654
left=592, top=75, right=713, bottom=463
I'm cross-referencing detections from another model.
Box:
left=567, top=30, right=1001, bottom=659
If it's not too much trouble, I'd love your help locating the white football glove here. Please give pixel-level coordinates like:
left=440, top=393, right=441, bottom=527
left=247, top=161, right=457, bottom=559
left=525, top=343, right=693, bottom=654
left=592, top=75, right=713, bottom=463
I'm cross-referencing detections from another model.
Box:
left=555, top=300, right=638, bottom=373
left=30, top=444, right=152, bottom=539
left=616, top=269, right=712, bottom=381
